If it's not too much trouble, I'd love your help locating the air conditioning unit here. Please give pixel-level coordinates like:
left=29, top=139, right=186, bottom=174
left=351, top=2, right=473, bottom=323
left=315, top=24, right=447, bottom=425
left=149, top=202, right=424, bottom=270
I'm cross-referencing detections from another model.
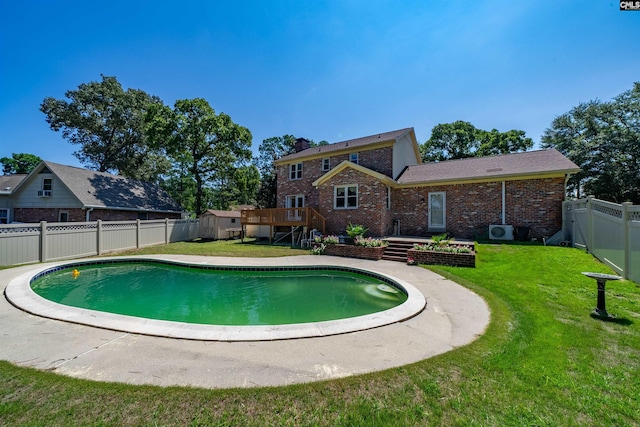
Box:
left=489, top=224, right=514, bottom=240
left=37, top=190, right=52, bottom=197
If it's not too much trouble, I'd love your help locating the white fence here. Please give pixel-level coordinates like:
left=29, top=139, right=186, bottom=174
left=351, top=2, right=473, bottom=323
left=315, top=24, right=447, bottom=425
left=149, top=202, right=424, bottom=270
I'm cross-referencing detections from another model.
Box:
left=0, top=219, right=200, bottom=267
left=563, top=197, right=640, bottom=283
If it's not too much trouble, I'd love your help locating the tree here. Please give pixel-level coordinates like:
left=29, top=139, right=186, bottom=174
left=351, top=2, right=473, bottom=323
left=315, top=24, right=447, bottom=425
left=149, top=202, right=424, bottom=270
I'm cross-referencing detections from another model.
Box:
left=541, top=82, right=640, bottom=203
left=0, top=153, right=42, bottom=175
left=253, top=135, right=297, bottom=208
left=146, top=98, right=253, bottom=215
left=40, top=75, right=169, bottom=181
left=421, top=120, right=533, bottom=162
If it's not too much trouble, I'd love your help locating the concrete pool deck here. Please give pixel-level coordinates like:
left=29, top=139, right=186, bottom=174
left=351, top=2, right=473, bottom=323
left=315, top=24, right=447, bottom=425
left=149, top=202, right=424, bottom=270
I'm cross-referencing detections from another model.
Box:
left=0, top=255, right=490, bottom=389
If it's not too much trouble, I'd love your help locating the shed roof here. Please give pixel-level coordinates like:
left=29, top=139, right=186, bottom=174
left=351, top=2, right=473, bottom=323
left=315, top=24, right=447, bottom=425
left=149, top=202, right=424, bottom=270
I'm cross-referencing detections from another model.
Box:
left=201, top=209, right=241, bottom=218
left=396, top=148, right=580, bottom=185
left=276, top=128, right=415, bottom=163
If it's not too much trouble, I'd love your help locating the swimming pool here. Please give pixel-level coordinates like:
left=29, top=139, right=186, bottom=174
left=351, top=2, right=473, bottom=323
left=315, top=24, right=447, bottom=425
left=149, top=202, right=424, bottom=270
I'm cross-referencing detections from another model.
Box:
left=6, top=257, right=427, bottom=341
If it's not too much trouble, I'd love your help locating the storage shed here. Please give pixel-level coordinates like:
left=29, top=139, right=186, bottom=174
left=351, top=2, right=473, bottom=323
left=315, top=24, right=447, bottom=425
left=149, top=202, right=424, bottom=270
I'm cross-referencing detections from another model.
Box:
left=198, top=210, right=243, bottom=240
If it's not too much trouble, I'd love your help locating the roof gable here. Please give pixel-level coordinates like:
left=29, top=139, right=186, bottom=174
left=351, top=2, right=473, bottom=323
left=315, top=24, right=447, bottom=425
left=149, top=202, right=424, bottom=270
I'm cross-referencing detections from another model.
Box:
left=201, top=209, right=241, bottom=218
left=275, top=128, right=417, bottom=164
left=397, top=149, right=580, bottom=185
left=312, top=161, right=397, bottom=187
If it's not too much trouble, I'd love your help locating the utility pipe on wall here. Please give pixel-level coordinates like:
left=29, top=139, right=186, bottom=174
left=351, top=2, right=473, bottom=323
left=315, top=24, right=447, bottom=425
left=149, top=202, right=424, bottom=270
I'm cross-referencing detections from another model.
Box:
left=501, top=181, right=506, bottom=225
left=85, top=207, right=94, bottom=222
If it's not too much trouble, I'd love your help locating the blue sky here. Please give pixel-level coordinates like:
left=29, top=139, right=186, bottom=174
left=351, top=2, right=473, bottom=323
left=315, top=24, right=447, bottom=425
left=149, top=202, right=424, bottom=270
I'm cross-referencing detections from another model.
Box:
left=1, top=1, right=639, bottom=168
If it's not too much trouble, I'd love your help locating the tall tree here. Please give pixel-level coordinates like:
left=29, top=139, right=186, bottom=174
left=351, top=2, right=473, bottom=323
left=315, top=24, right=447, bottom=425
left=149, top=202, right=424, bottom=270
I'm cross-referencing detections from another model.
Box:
left=40, top=75, right=169, bottom=181
left=421, top=120, right=533, bottom=162
left=254, top=135, right=297, bottom=208
left=146, top=98, right=253, bottom=215
left=0, top=153, right=42, bottom=175
left=542, top=82, right=640, bottom=203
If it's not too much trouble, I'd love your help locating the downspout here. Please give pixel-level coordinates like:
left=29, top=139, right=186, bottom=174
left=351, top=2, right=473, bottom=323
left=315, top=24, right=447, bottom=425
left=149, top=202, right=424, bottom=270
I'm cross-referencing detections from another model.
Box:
left=85, top=207, right=94, bottom=222
left=501, top=181, right=506, bottom=225
left=564, top=174, right=570, bottom=200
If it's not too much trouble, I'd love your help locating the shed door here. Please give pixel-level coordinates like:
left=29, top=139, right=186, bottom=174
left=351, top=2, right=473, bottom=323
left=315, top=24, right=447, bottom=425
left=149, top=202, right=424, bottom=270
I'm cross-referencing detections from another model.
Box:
left=428, top=192, right=446, bottom=231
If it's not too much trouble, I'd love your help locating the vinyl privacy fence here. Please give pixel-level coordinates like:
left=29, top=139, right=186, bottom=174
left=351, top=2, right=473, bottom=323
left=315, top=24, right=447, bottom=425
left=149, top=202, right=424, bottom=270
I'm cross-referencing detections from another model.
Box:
left=0, top=219, right=199, bottom=267
left=563, top=197, right=640, bottom=283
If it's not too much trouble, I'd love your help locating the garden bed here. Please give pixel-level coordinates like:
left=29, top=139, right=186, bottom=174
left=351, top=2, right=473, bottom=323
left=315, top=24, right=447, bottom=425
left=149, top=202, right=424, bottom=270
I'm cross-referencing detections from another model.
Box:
left=323, top=243, right=386, bottom=260
left=408, top=243, right=476, bottom=267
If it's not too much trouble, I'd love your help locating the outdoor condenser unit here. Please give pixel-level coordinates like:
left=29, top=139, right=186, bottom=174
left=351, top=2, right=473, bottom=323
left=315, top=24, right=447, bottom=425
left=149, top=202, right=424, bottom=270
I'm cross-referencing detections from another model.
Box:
left=489, top=224, right=514, bottom=240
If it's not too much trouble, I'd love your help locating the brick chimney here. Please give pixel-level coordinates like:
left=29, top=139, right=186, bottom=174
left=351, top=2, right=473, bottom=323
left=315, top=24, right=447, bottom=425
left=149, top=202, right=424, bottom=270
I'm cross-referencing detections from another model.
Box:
left=294, top=138, right=311, bottom=153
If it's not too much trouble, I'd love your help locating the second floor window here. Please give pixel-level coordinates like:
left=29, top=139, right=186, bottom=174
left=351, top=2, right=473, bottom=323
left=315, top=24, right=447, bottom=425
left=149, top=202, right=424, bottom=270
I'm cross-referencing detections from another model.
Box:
left=43, top=178, right=52, bottom=191
left=290, top=163, right=303, bottom=180
left=322, top=158, right=330, bottom=171
left=349, top=153, right=359, bottom=164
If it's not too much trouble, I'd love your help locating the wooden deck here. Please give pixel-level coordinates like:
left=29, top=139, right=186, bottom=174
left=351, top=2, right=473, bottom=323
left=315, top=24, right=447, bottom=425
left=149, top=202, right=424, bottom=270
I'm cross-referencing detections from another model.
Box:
left=240, top=207, right=326, bottom=235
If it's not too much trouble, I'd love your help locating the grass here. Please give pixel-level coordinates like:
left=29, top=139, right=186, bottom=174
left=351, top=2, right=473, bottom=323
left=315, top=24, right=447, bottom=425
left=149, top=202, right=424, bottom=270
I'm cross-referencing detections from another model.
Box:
left=1, top=241, right=639, bottom=426
left=113, top=238, right=310, bottom=257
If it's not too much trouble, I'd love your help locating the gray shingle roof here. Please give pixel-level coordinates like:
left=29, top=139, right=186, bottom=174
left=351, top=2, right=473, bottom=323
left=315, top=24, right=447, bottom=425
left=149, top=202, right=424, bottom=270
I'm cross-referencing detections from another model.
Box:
left=44, top=161, right=182, bottom=212
left=202, top=209, right=241, bottom=218
left=276, top=128, right=414, bottom=163
left=396, top=149, right=580, bottom=184
left=0, top=174, right=28, bottom=194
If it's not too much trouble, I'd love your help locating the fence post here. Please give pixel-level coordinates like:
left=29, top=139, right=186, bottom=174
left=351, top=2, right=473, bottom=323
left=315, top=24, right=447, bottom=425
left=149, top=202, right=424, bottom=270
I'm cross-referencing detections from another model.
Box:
left=622, top=202, right=632, bottom=280
left=97, top=220, right=102, bottom=255
left=586, top=196, right=594, bottom=253
left=165, top=218, right=169, bottom=244
left=136, top=219, right=141, bottom=248
left=40, top=221, right=47, bottom=262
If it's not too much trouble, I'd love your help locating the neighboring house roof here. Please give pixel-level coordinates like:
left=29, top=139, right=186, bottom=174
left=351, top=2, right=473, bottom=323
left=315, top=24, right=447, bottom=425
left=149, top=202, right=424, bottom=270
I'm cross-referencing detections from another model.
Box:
left=201, top=209, right=241, bottom=218
left=275, top=127, right=417, bottom=163
left=19, top=161, right=183, bottom=213
left=0, top=174, right=27, bottom=195
left=396, top=149, right=580, bottom=186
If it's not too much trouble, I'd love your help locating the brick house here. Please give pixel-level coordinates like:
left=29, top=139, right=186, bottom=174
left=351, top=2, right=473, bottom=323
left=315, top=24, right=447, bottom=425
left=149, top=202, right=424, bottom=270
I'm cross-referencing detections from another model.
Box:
left=0, top=161, right=183, bottom=223
left=273, top=127, right=580, bottom=240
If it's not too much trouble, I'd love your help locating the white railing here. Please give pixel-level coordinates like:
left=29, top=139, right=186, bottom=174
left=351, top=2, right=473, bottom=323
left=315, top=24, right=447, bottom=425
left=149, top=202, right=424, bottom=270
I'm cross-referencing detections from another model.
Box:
left=563, top=197, right=639, bottom=283
left=0, top=218, right=199, bottom=267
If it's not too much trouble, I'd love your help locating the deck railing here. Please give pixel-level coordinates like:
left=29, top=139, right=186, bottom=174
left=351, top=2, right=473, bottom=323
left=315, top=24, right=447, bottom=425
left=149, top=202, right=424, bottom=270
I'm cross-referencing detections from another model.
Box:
left=240, top=207, right=326, bottom=234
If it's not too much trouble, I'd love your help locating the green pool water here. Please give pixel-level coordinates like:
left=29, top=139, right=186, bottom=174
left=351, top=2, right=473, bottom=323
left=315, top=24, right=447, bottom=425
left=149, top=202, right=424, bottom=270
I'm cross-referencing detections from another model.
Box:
left=30, top=262, right=408, bottom=326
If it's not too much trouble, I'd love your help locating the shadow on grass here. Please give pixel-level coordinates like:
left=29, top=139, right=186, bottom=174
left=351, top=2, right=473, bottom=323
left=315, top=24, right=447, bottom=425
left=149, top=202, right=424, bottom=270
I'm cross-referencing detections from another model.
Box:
left=589, top=313, right=634, bottom=325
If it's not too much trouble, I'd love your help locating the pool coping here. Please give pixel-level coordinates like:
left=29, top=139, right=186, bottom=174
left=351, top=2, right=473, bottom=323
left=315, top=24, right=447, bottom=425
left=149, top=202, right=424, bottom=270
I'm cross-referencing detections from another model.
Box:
left=6, top=257, right=427, bottom=341
left=0, top=255, right=491, bottom=389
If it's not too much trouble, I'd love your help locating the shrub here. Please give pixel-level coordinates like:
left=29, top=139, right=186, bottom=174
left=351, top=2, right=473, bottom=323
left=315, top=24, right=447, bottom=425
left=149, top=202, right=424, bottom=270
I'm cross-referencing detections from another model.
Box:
left=315, top=235, right=339, bottom=244
left=310, top=243, right=326, bottom=255
left=413, top=242, right=472, bottom=254
left=346, top=223, right=368, bottom=239
left=354, top=236, right=388, bottom=248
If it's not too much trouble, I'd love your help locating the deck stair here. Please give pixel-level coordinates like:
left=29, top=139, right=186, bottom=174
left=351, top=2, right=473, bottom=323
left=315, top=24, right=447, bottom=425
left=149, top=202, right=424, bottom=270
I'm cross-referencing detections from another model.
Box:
left=382, top=239, right=416, bottom=262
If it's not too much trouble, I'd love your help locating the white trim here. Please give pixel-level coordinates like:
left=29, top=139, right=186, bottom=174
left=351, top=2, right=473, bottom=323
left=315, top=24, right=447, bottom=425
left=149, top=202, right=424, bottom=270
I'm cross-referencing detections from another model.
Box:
left=289, top=163, right=303, bottom=180
left=334, top=184, right=358, bottom=210
left=428, top=191, right=446, bottom=231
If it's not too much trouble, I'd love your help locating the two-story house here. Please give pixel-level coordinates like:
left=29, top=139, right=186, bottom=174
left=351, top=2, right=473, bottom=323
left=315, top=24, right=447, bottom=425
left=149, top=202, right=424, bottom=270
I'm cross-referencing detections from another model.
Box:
left=273, top=127, right=580, bottom=240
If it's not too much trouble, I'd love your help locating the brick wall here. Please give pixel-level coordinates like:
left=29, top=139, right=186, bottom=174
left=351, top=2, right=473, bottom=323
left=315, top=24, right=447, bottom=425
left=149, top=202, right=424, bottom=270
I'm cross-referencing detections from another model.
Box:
left=14, top=208, right=180, bottom=223
left=392, top=177, right=566, bottom=240
left=276, top=146, right=394, bottom=209
left=317, top=168, right=392, bottom=236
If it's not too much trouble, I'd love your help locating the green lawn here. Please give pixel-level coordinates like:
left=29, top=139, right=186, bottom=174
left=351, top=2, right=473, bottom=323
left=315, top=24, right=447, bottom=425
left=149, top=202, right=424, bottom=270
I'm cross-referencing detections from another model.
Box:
left=1, top=241, right=639, bottom=426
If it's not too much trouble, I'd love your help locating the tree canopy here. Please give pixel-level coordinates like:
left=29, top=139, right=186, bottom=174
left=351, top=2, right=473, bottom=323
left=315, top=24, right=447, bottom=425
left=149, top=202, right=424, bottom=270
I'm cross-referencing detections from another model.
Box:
left=541, top=82, right=640, bottom=203
left=146, top=98, right=253, bottom=215
left=0, top=153, right=42, bottom=175
left=421, top=120, right=533, bottom=162
left=40, top=75, right=169, bottom=181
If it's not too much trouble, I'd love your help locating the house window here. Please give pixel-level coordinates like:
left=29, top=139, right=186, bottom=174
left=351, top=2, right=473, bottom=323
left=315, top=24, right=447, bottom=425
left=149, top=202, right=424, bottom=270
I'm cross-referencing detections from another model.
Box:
left=0, top=209, right=8, bottom=224
left=138, top=212, right=149, bottom=220
left=334, top=185, right=358, bottom=209
left=349, top=153, right=359, bottom=164
left=322, top=158, right=330, bottom=171
left=289, top=163, right=303, bottom=180
left=231, top=218, right=236, bottom=224
left=58, top=211, right=69, bottom=222
left=43, top=178, right=52, bottom=191
left=386, top=186, right=391, bottom=210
